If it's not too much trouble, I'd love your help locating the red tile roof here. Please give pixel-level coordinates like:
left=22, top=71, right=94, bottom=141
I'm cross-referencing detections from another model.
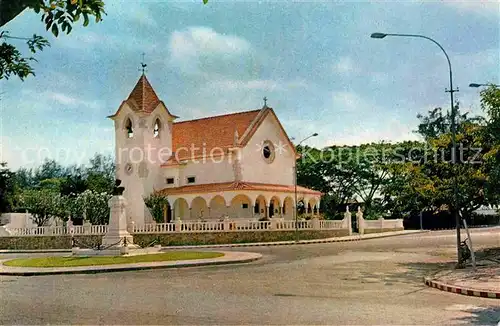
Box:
left=126, top=74, right=161, bottom=113
left=159, top=181, right=322, bottom=196
left=110, top=76, right=297, bottom=163
left=169, top=110, right=261, bottom=161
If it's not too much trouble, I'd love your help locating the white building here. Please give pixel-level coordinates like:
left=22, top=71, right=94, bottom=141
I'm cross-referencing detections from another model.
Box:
left=109, top=74, right=322, bottom=225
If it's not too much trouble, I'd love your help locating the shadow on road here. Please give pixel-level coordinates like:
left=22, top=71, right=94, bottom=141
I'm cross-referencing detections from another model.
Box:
left=453, top=306, right=500, bottom=325
left=343, top=261, right=456, bottom=288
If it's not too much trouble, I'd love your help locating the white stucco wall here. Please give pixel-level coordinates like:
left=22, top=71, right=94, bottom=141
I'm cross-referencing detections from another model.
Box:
left=0, top=213, right=61, bottom=228
left=240, top=113, right=295, bottom=185
left=113, top=103, right=174, bottom=225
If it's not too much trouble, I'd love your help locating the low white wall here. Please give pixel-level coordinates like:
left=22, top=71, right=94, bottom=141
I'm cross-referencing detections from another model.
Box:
left=0, top=213, right=63, bottom=228
left=361, top=217, right=404, bottom=232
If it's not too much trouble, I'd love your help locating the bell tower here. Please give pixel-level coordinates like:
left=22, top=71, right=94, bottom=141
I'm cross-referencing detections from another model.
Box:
left=108, top=72, right=178, bottom=226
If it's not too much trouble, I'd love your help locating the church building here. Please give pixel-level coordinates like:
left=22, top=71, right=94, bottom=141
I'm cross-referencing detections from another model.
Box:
left=108, top=74, right=322, bottom=226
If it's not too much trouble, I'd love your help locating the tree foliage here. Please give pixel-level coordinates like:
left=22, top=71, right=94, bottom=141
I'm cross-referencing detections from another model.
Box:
left=144, top=192, right=169, bottom=223
left=66, top=189, right=111, bottom=225
left=0, top=162, right=16, bottom=214
left=296, top=88, right=500, bottom=224
left=5, top=154, right=115, bottom=225
left=18, top=188, right=64, bottom=226
left=0, top=0, right=210, bottom=81
left=0, top=0, right=105, bottom=80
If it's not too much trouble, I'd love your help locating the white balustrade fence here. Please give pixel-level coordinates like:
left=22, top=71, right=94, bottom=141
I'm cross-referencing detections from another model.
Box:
left=1, top=216, right=404, bottom=237
left=4, top=225, right=108, bottom=237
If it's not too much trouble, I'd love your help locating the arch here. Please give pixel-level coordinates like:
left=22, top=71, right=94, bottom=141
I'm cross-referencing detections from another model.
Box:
left=296, top=197, right=306, bottom=215
left=172, top=198, right=189, bottom=220
left=269, top=196, right=281, bottom=218
left=229, top=194, right=253, bottom=219
left=283, top=196, right=294, bottom=220
left=254, top=195, right=267, bottom=218
left=152, top=117, right=162, bottom=138
left=124, top=117, right=134, bottom=138
left=308, top=198, right=318, bottom=215
left=209, top=195, right=226, bottom=219
left=191, top=196, right=208, bottom=220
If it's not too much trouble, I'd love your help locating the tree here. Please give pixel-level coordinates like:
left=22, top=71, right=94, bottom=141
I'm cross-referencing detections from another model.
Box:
left=0, top=162, right=16, bottom=213
left=33, top=159, right=65, bottom=184
left=144, top=192, right=169, bottom=223
left=60, top=174, right=87, bottom=197
left=1, top=0, right=210, bottom=81
left=297, top=144, right=396, bottom=219
left=18, top=188, right=63, bottom=226
left=384, top=105, right=490, bottom=223
left=14, top=167, right=35, bottom=189
left=1, top=0, right=105, bottom=80
left=480, top=85, right=500, bottom=204
left=85, top=153, right=114, bottom=193
left=76, top=189, right=111, bottom=224
left=296, top=146, right=356, bottom=218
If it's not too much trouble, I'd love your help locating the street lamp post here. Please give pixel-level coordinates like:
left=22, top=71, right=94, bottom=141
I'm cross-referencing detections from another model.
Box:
left=294, top=133, right=318, bottom=242
left=370, top=32, right=463, bottom=267
left=469, top=83, right=500, bottom=88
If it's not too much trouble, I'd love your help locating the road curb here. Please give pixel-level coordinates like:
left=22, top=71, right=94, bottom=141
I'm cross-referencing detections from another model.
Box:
left=162, top=230, right=429, bottom=250
left=0, top=252, right=262, bottom=276
left=423, top=277, right=500, bottom=299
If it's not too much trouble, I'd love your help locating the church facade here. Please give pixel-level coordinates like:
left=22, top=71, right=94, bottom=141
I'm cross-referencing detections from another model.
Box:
left=109, top=74, right=322, bottom=226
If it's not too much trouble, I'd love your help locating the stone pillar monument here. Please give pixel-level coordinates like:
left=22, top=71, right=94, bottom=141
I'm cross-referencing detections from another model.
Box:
left=101, top=180, right=139, bottom=249
left=356, top=207, right=364, bottom=235
left=344, top=206, right=352, bottom=236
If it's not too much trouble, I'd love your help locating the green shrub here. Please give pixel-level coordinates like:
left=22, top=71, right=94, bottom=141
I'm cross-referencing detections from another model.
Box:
left=144, top=192, right=169, bottom=223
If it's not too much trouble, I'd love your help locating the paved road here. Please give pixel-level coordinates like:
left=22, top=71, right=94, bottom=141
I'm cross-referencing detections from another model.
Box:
left=0, top=229, right=499, bottom=325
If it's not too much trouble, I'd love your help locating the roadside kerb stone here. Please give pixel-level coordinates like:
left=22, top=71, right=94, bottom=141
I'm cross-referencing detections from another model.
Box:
left=424, top=265, right=500, bottom=299
left=0, top=251, right=262, bottom=276
left=424, top=276, right=500, bottom=299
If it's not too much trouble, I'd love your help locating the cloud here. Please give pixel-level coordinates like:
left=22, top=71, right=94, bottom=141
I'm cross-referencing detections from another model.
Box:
left=170, top=26, right=251, bottom=59
left=0, top=137, right=15, bottom=168
left=208, top=78, right=309, bottom=92
left=106, top=1, right=158, bottom=27
left=169, top=26, right=252, bottom=74
left=331, top=91, right=368, bottom=113
left=328, top=119, right=420, bottom=146
left=210, top=79, right=282, bottom=91
left=332, top=57, right=359, bottom=75
left=45, top=92, right=102, bottom=110
left=441, top=0, right=500, bottom=16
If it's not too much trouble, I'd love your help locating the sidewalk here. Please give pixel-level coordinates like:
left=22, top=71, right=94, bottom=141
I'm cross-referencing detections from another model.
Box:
left=424, top=265, right=500, bottom=299
left=0, top=251, right=262, bottom=276
left=0, top=230, right=427, bottom=253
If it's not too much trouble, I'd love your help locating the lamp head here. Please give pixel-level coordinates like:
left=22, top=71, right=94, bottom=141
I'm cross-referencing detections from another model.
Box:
left=312, top=133, right=319, bottom=137
left=370, top=32, right=387, bottom=39
left=469, top=83, right=481, bottom=88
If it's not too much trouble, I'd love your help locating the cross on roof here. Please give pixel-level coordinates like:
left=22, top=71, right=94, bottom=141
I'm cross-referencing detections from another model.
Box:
left=263, top=96, right=268, bottom=107
left=139, top=52, right=147, bottom=74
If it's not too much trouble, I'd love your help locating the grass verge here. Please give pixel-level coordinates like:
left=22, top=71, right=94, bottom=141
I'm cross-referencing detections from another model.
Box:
left=3, top=251, right=224, bottom=268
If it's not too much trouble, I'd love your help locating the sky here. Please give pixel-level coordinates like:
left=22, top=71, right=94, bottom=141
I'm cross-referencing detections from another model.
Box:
left=0, top=0, right=499, bottom=170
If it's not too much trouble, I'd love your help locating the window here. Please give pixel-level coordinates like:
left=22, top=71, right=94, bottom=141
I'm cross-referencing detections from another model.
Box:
left=125, top=118, right=133, bottom=138
left=166, top=178, right=174, bottom=184
left=263, top=146, right=271, bottom=158
left=242, top=203, right=249, bottom=209
left=261, top=140, right=275, bottom=163
left=153, top=118, right=161, bottom=138
left=254, top=203, right=259, bottom=214
left=187, top=176, right=196, bottom=184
